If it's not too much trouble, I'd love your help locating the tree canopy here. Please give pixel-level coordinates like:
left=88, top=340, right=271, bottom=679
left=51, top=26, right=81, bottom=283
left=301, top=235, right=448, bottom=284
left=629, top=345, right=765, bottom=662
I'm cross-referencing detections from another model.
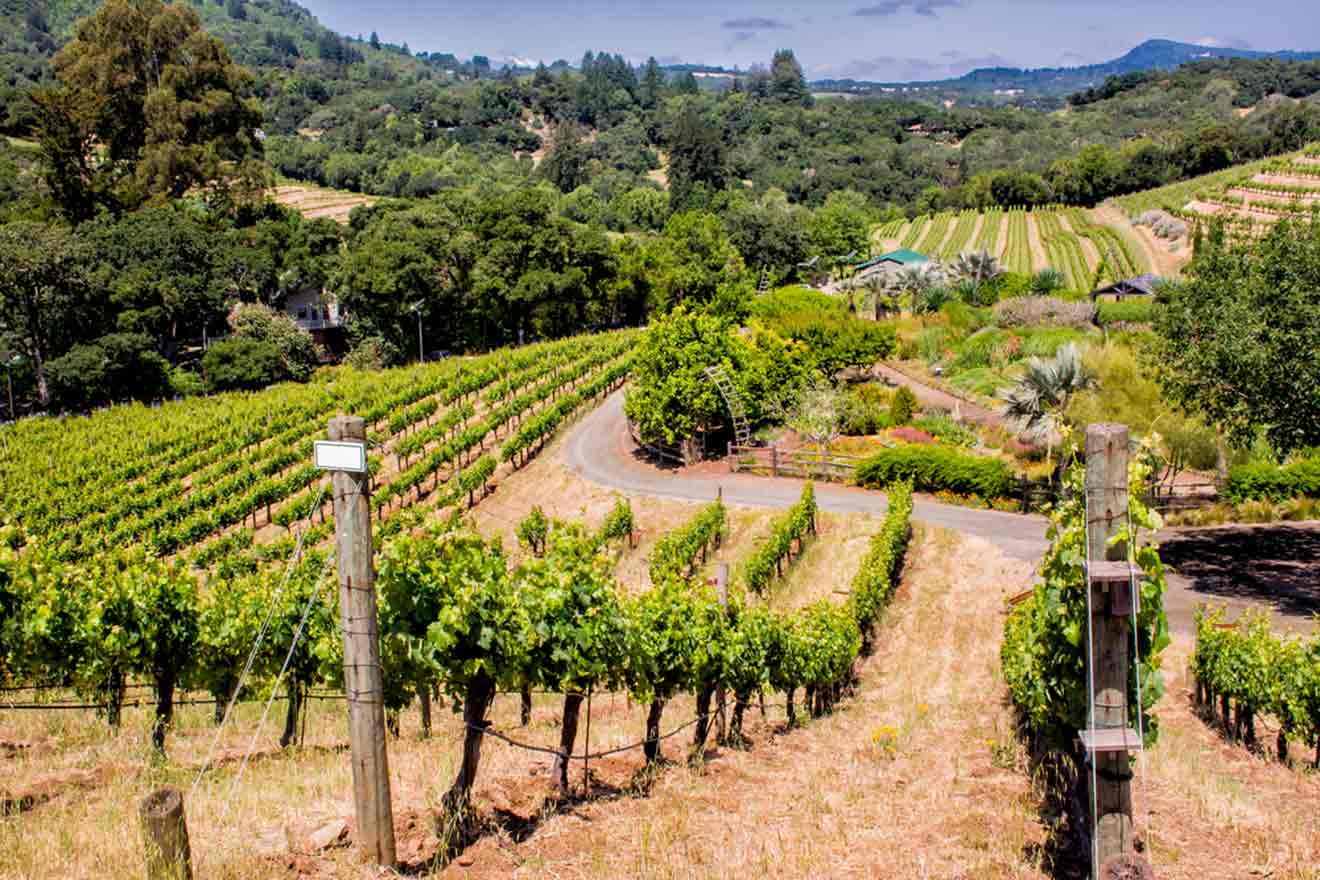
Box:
left=1153, top=217, right=1320, bottom=455
left=32, top=0, right=265, bottom=221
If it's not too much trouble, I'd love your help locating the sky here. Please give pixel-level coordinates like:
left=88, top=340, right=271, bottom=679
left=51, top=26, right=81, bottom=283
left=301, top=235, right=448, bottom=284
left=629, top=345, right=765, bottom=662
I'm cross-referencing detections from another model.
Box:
left=301, top=0, right=1320, bottom=82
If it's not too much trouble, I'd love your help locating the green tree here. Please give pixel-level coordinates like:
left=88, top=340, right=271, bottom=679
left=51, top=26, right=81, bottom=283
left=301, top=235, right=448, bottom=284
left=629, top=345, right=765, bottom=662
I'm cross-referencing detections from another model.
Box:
left=202, top=337, right=287, bottom=391
left=807, top=190, right=872, bottom=265
left=228, top=303, right=322, bottom=381
left=33, top=0, right=265, bottom=221
left=638, top=57, right=665, bottom=109
left=47, top=332, right=170, bottom=410
left=539, top=122, right=589, bottom=193
left=647, top=211, right=747, bottom=312
left=0, top=221, right=91, bottom=406
left=1153, top=217, right=1320, bottom=454
left=666, top=104, right=728, bottom=210
left=769, top=49, right=812, bottom=107
left=624, top=306, right=739, bottom=447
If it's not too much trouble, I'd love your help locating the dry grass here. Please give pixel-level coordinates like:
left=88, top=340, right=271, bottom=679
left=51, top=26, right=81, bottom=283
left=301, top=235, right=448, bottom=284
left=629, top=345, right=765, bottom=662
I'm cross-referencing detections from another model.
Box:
left=4, top=431, right=1318, bottom=879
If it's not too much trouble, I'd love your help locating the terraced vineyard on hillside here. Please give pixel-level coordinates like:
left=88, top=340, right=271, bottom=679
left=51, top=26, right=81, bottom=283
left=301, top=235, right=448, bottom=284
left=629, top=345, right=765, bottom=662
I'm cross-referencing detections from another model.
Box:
left=270, top=183, right=378, bottom=224
left=1112, top=142, right=1320, bottom=239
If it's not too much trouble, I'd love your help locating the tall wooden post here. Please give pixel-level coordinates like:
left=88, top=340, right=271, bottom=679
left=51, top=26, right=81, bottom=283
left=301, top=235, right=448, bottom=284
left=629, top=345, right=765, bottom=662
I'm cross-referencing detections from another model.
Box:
left=714, top=563, right=730, bottom=743
left=1084, top=424, right=1136, bottom=875
left=328, top=416, right=397, bottom=868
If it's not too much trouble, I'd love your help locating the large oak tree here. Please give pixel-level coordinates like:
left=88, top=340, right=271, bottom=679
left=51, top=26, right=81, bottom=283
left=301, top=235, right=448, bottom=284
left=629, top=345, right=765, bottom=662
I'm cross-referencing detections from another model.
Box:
left=32, top=0, right=264, bottom=222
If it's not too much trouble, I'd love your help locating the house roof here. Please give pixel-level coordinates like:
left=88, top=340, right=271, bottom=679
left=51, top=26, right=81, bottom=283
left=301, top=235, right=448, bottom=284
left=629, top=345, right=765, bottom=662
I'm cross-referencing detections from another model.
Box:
left=854, top=248, right=930, bottom=271
left=1090, top=273, right=1162, bottom=298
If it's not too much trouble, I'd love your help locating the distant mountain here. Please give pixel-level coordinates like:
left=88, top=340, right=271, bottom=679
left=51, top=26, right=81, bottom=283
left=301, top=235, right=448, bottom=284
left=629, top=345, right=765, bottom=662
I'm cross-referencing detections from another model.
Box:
left=810, top=39, right=1320, bottom=100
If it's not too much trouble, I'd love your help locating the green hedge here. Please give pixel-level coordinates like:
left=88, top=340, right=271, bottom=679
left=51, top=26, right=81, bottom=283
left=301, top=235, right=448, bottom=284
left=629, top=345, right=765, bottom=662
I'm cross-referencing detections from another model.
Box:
left=1224, top=457, right=1320, bottom=503
left=1097, top=300, right=1155, bottom=325
left=855, top=445, right=1016, bottom=498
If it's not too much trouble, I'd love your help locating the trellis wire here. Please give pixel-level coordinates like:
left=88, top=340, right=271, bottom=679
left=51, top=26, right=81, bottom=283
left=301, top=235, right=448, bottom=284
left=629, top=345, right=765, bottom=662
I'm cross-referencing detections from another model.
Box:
left=187, top=482, right=329, bottom=802
left=220, top=547, right=335, bottom=820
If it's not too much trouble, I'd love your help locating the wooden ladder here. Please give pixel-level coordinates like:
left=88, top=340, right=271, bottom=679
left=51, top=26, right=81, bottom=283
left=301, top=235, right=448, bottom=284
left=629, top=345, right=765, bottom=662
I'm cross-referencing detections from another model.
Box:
left=705, top=365, right=752, bottom=447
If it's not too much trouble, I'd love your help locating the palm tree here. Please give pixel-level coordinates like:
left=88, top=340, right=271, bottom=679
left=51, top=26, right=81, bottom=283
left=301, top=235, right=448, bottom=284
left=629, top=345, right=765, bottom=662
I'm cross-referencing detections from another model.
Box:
left=1030, top=268, right=1065, bottom=296
left=955, top=250, right=1002, bottom=293
left=1001, top=342, right=1096, bottom=470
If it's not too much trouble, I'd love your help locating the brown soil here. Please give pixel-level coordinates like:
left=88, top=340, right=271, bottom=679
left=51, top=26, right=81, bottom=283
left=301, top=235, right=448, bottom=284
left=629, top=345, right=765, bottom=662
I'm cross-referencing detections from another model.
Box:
left=1091, top=204, right=1187, bottom=278
left=1057, top=210, right=1104, bottom=272
left=1025, top=211, right=1049, bottom=272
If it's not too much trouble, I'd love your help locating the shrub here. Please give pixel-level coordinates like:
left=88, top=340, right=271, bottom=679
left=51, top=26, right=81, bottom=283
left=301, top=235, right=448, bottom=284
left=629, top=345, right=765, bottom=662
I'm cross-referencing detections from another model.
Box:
left=855, top=445, right=1016, bottom=498
left=47, top=332, right=170, bottom=410
left=1097, top=300, right=1155, bottom=325
left=888, top=426, right=936, bottom=445
left=767, top=309, right=896, bottom=375
left=889, top=385, right=917, bottom=425
left=168, top=367, right=205, bottom=398
left=1224, top=457, right=1320, bottom=503
left=842, top=384, right=892, bottom=436
left=913, top=413, right=977, bottom=447
left=202, top=338, right=288, bottom=392
left=747, top=288, right=845, bottom=321
left=994, top=296, right=1096, bottom=329
left=952, top=327, right=1008, bottom=371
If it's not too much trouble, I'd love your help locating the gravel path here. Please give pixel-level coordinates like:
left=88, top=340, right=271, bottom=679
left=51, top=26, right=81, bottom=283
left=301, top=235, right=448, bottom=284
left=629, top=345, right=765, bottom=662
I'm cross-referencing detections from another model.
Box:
left=872, top=363, right=1005, bottom=429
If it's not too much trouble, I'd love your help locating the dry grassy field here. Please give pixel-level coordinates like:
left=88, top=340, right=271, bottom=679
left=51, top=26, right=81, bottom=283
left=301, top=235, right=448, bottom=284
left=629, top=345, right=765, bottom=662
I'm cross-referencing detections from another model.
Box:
left=3, top=427, right=1318, bottom=879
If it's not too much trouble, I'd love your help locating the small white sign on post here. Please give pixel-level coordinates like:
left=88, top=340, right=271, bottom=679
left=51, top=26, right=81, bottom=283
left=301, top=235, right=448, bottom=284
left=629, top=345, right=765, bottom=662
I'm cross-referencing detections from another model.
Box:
left=314, top=440, right=367, bottom=473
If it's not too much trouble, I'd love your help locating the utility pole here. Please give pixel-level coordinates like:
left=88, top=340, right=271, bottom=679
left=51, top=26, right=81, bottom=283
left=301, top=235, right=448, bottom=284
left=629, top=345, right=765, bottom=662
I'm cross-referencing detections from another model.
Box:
left=322, top=417, right=396, bottom=867
left=1083, top=423, right=1146, bottom=878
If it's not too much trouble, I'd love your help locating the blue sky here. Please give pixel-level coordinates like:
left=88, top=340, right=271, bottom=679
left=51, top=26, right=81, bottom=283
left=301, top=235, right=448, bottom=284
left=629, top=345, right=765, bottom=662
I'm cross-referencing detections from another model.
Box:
left=301, top=1, right=1320, bottom=81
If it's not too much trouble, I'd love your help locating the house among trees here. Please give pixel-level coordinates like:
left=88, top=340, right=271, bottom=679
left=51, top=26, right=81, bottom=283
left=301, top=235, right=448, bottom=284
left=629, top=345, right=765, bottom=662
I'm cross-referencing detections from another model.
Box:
left=853, top=248, right=929, bottom=283
left=284, top=289, right=345, bottom=356
left=1089, top=273, right=1162, bottom=302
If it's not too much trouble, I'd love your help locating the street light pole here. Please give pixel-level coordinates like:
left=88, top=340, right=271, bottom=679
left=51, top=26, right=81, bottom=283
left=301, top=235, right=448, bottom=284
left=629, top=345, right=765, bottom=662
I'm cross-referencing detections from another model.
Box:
left=412, top=303, right=424, bottom=364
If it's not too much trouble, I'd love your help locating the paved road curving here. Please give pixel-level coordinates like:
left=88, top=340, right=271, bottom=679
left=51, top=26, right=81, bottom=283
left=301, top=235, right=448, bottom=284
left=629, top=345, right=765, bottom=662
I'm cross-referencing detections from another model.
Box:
left=562, top=391, right=1320, bottom=635
left=562, top=391, right=1050, bottom=561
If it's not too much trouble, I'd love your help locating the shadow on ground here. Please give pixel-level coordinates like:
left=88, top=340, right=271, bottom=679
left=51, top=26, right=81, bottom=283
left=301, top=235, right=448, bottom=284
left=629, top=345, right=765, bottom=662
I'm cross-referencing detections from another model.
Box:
left=1159, top=524, right=1320, bottom=622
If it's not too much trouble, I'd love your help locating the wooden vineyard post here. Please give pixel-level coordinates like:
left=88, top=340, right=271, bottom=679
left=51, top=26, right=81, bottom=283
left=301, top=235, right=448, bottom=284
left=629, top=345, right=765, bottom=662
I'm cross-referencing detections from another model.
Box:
left=139, top=787, right=192, bottom=880
left=1083, top=423, right=1142, bottom=877
left=326, top=416, right=397, bottom=868
left=714, top=562, right=730, bottom=743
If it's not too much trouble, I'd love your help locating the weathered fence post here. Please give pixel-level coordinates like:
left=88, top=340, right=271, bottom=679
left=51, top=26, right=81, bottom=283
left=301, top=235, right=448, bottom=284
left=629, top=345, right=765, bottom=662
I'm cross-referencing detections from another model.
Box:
left=771, top=444, right=779, bottom=478
left=1084, top=423, right=1140, bottom=877
left=140, top=787, right=192, bottom=880
left=327, top=416, right=397, bottom=868
left=727, top=441, right=734, bottom=473
left=714, top=562, right=730, bottom=743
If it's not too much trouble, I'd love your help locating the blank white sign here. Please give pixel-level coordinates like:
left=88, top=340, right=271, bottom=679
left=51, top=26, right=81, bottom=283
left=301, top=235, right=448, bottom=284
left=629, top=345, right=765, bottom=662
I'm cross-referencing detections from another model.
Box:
left=314, top=440, right=367, bottom=472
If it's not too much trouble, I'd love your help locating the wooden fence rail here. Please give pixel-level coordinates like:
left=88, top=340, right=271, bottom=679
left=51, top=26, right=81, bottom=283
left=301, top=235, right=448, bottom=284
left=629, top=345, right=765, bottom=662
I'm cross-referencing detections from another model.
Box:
left=725, top=443, right=1220, bottom=513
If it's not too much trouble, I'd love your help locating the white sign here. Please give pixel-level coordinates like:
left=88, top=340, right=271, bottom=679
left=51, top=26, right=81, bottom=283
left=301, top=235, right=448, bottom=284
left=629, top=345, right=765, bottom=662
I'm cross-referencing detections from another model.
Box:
left=314, top=440, right=367, bottom=473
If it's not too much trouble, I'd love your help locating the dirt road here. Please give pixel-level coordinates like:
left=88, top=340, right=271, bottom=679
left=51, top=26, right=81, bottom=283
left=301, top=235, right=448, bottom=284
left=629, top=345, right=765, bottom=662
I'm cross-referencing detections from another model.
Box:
left=873, top=362, right=1005, bottom=428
